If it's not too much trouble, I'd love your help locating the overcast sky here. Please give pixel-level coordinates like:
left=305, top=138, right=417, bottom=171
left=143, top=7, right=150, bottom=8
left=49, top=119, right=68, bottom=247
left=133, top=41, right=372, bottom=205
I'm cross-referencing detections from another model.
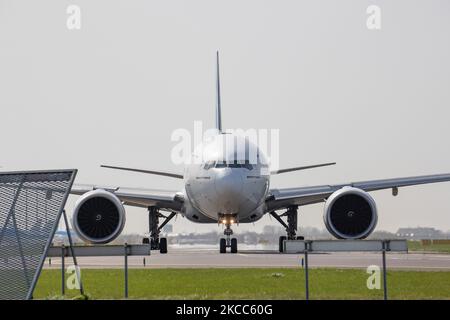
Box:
left=1, top=0, right=449, bottom=235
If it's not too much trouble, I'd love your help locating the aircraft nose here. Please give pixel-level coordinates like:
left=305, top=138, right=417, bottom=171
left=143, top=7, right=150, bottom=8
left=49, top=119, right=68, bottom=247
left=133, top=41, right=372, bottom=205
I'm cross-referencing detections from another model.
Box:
left=214, top=168, right=244, bottom=213
left=215, top=168, right=244, bottom=197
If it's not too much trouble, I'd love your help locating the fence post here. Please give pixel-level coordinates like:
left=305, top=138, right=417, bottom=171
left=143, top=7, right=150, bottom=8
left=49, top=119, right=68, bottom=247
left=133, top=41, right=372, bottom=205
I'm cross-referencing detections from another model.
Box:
left=304, top=249, right=309, bottom=300
left=382, top=242, right=388, bottom=300
left=124, top=243, right=128, bottom=298
left=61, top=245, right=65, bottom=296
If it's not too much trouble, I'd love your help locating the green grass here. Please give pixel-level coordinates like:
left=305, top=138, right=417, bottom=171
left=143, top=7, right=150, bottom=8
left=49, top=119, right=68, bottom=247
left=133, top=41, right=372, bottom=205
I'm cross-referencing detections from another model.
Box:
left=33, top=268, right=450, bottom=300
left=408, top=241, right=450, bottom=254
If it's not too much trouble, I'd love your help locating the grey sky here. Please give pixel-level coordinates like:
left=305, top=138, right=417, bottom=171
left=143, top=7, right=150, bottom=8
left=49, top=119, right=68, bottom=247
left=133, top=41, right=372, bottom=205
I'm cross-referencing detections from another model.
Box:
left=1, top=0, right=449, bottom=235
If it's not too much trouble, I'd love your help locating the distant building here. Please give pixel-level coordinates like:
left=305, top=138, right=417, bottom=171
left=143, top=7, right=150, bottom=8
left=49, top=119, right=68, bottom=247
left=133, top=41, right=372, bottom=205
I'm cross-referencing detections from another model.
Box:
left=396, top=227, right=444, bottom=240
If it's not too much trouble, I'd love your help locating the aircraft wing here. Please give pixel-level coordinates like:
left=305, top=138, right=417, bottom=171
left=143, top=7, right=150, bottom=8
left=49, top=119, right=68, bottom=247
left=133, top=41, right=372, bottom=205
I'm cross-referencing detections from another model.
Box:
left=266, top=173, right=450, bottom=211
left=70, top=184, right=184, bottom=211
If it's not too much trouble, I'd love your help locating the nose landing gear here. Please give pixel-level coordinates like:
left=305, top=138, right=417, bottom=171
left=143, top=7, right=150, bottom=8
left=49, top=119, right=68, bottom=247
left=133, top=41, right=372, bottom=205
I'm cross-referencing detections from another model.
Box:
left=219, top=222, right=238, bottom=254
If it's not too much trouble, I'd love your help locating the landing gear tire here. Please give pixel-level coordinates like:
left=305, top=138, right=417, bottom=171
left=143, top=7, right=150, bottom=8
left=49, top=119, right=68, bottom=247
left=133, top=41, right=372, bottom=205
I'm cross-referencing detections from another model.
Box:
left=230, top=238, right=238, bottom=253
left=159, top=237, right=168, bottom=254
left=220, top=238, right=226, bottom=253
left=142, top=237, right=149, bottom=244
left=147, top=207, right=176, bottom=253
left=296, top=236, right=304, bottom=240
left=279, top=236, right=287, bottom=253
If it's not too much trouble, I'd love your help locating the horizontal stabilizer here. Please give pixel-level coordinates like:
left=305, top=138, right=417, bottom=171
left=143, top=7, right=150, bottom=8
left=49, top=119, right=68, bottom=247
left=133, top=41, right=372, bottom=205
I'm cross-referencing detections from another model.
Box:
left=270, top=162, right=336, bottom=175
left=100, top=165, right=184, bottom=179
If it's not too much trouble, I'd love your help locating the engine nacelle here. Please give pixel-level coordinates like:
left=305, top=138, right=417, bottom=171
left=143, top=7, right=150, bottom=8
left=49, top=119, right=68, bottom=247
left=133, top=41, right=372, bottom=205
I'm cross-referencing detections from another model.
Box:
left=324, top=187, right=377, bottom=239
left=72, top=189, right=126, bottom=244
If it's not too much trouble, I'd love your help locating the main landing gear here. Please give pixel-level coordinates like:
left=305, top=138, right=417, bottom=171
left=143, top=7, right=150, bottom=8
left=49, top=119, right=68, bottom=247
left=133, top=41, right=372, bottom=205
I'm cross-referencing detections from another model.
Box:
left=219, top=219, right=238, bottom=254
left=142, top=206, right=176, bottom=254
left=270, top=206, right=304, bottom=253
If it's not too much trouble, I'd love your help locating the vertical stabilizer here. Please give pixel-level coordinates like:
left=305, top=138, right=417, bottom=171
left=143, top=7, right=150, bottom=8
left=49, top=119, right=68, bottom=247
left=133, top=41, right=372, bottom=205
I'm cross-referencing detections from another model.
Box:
left=215, top=51, right=222, bottom=133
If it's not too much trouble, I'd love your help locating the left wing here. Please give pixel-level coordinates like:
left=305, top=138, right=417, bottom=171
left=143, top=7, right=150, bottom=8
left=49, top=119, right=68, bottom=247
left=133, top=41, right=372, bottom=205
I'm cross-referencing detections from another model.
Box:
left=100, top=164, right=184, bottom=179
left=267, top=173, right=450, bottom=211
left=71, top=184, right=184, bottom=211
left=270, top=162, right=336, bottom=175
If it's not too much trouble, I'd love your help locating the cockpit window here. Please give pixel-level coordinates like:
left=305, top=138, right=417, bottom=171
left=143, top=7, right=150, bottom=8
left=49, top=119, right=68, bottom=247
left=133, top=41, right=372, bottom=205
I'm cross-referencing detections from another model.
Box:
left=229, top=163, right=254, bottom=170
left=214, top=161, right=253, bottom=170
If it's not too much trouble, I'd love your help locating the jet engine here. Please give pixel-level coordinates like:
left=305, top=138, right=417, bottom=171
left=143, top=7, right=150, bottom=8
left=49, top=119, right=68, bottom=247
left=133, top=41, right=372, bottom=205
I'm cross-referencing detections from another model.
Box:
left=72, top=189, right=126, bottom=244
left=323, top=187, right=377, bottom=239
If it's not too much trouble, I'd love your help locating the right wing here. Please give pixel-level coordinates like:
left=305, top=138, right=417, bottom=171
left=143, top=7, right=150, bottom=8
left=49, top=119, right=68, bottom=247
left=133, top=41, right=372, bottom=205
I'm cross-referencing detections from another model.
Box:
left=267, top=173, right=450, bottom=211
left=71, top=184, right=184, bottom=211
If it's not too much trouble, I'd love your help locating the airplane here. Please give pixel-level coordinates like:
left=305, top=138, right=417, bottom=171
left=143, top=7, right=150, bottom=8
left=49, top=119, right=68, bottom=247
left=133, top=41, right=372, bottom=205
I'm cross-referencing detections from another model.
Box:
left=70, top=52, right=450, bottom=254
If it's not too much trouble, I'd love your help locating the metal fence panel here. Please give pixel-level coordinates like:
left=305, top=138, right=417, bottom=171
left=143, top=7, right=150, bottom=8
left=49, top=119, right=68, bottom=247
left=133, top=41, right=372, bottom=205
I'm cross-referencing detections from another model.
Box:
left=284, top=239, right=408, bottom=253
left=0, top=170, right=77, bottom=300
left=47, top=244, right=150, bottom=257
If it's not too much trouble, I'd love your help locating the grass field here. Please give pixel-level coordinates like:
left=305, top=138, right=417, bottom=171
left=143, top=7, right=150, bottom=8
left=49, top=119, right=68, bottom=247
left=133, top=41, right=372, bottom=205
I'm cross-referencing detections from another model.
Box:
left=408, top=241, right=450, bottom=253
left=33, top=268, right=450, bottom=300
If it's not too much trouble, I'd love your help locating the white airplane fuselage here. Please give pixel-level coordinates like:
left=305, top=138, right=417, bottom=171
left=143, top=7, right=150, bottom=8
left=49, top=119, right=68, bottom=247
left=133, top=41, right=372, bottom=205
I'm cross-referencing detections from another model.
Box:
left=183, top=133, right=270, bottom=224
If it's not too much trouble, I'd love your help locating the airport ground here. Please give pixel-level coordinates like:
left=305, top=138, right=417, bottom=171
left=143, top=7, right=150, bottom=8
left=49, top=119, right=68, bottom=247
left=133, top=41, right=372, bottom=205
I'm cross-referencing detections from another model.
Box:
left=34, top=246, right=450, bottom=300
left=34, top=267, right=450, bottom=300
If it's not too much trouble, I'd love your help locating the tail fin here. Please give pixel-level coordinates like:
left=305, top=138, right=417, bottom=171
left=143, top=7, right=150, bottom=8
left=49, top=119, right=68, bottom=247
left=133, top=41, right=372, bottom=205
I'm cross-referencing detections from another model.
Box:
left=215, top=51, right=222, bottom=133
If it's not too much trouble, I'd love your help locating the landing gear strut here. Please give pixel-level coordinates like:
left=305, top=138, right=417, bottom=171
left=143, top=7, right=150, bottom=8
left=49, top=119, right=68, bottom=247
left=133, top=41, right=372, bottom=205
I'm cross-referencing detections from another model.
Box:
left=270, top=206, right=304, bottom=253
left=143, top=206, right=176, bottom=254
left=220, top=222, right=238, bottom=254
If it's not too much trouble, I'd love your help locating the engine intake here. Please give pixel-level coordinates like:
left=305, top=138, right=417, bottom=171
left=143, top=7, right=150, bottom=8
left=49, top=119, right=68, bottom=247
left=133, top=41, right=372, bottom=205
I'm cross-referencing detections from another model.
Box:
left=324, top=187, right=377, bottom=239
left=72, top=189, right=126, bottom=244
